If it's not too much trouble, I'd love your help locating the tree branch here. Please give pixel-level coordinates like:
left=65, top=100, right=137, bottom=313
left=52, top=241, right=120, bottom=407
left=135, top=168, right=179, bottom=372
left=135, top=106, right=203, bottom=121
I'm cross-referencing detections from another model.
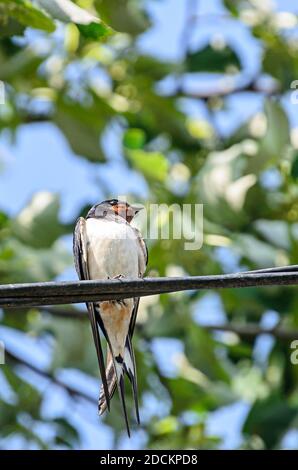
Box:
left=7, top=304, right=298, bottom=344
left=5, top=346, right=98, bottom=406
left=40, top=306, right=87, bottom=320
left=204, top=323, right=298, bottom=341
left=23, top=113, right=51, bottom=123
left=40, top=308, right=298, bottom=342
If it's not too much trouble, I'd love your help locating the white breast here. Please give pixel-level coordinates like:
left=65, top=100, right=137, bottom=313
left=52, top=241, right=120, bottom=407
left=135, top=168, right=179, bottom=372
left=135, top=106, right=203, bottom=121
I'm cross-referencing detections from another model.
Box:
left=85, top=218, right=139, bottom=280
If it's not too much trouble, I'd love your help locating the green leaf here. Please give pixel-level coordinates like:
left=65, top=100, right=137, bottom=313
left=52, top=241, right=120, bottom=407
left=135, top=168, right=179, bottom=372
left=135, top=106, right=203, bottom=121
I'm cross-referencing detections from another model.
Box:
left=233, top=233, right=285, bottom=268
left=185, top=325, right=230, bottom=383
left=196, top=143, right=255, bottom=226
left=40, top=317, right=97, bottom=374
left=0, top=17, right=25, bottom=37
left=127, top=149, right=168, bottom=182
left=262, top=36, right=298, bottom=90
left=36, top=0, right=95, bottom=23
left=77, top=22, right=112, bottom=40
left=291, top=152, right=298, bottom=179
left=128, top=90, right=198, bottom=150
left=0, top=211, right=9, bottom=229
left=0, top=238, right=71, bottom=283
left=254, top=219, right=290, bottom=250
left=258, top=100, right=290, bottom=166
left=186, top=44, right=241, bottom=73
left=53, top=417, right=79, bottom=447
left=133, top=55, right=176, bottom=81
left=2, top=366, right=41, bottom=418
left=36, top=0, right=113, bottom=39
left=243, top=393, right=297, bottom=448
left=94, top=0, right=149, bottom=36
left=0, top=0, right=56, bottom=32
left=0, top=47, right=43, bottom=82
left=54, top=94, right=115, bottom=163
left=55, top=107, right=104, bottom=163
left=123, top=128, right=146, bottom=149
left=223, top=0, right=240, bottom=16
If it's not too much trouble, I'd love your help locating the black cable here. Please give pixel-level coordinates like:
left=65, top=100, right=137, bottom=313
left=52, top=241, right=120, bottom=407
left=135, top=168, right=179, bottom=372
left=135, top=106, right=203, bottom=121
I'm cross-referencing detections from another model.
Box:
left=0, top=265, right=298, bottom=308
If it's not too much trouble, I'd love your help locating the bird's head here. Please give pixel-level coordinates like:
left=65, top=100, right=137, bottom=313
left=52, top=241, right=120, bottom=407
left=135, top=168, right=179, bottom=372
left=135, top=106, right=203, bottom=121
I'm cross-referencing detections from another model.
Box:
left=87, top=199, right=142, bottom=223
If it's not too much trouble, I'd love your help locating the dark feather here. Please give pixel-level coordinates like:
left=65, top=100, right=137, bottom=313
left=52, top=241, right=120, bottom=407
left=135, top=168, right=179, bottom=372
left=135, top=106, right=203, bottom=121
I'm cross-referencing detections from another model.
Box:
left=98, top=297, right=140, bottom=416
left=126, top=335, right=140, bottom=424
left=98, top=348, right=117, bottom=415
left=73, top=217, right=110, bottom=411
left=119, top=374, right=130, bottom=437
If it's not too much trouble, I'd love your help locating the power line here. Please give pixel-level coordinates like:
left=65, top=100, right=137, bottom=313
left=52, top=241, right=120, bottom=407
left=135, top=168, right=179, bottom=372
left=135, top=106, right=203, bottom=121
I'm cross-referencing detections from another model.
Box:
left=1, top=265, right=298, bottom=309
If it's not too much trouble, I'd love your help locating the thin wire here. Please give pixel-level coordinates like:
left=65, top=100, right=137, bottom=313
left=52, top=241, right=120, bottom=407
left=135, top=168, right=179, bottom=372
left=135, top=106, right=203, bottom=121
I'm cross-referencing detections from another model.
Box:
left=1, top=265, right=298, bottom=308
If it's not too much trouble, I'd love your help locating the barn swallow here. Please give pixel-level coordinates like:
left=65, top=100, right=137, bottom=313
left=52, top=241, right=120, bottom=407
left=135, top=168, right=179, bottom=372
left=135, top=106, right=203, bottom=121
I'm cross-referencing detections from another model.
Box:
left=73, top=199, right=147, bottom=436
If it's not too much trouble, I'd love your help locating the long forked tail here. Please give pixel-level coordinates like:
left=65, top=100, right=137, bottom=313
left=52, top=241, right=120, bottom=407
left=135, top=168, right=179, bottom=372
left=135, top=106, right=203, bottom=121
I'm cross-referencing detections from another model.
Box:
left=98, top=338, right=140, bottom=436
left=124, top=336, right=140, bottom=425
left=98, top=348, right=117, bottom=414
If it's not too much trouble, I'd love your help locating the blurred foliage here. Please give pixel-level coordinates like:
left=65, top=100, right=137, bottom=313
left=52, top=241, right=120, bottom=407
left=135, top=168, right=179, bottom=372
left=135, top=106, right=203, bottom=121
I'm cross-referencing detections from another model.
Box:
left=0, top=0, right=298, bottom=450
left=186, top=43, right=241, bottom=74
